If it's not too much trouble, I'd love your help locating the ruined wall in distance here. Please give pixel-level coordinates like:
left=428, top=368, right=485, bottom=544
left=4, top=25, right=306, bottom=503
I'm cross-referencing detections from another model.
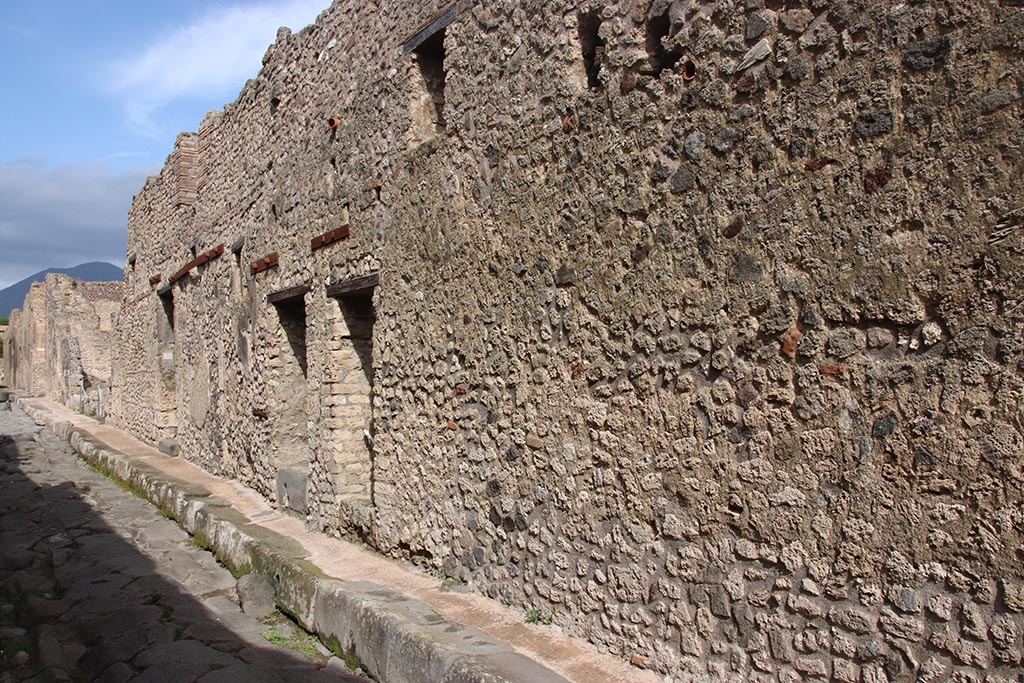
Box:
left=0, top=324, right=9, bottom=386
left=2, top=275, right=120, bottom=416
left=2, top=284, right=47, bottom=396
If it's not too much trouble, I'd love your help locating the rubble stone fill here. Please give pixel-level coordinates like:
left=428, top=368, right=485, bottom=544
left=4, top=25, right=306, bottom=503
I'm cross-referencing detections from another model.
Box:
left=109, top=1, right=1024, bottom=679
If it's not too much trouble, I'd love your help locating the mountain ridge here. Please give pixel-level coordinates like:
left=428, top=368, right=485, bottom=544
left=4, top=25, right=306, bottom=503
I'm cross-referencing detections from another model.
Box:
left=0, top=262, right=123, bottom=319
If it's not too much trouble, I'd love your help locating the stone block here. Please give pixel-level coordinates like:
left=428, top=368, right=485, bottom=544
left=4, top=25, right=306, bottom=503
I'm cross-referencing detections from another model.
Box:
left=157, top=440, right=180, bottom=457
left=236, top=573, right=276, bottom=620
left=275, top=467, right=308, bottom=515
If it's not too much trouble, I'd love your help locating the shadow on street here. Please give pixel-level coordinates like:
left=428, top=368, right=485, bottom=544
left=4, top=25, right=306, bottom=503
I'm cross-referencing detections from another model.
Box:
left=0, top=406, right=368, bottom=683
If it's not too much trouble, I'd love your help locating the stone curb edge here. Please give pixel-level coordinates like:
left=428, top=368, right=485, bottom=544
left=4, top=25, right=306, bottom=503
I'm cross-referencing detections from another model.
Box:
left=18, top=399, right=570, bottom=683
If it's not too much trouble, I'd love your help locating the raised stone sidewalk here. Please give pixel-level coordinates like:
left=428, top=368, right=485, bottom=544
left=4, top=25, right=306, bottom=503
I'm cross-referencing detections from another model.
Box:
left=15, top=397, right=658, bottom=683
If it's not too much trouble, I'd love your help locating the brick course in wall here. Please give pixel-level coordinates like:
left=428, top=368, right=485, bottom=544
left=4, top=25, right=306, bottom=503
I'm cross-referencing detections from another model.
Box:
left=111, top=1, right=1024, bottom=679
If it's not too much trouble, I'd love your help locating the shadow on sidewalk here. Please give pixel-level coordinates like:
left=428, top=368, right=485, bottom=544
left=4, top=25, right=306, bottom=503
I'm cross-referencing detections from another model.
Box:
left=0, top=421, right=367, bottom=683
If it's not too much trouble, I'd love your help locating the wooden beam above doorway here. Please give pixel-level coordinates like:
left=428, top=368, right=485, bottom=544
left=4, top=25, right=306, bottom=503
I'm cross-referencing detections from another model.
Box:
left=267, top=283, right=312, bottom=305
left=326, top=272, right=380, bottom=298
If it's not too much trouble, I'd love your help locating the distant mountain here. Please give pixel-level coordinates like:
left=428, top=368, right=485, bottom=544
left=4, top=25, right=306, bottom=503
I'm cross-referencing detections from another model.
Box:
left=0, top=262, right=123, bottom=319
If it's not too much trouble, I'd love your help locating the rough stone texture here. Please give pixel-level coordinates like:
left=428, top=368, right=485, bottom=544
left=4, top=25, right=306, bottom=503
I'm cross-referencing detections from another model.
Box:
left=1, top=275, right=120, bottom=417
left=109, top=1, right=1024, bottom=680
left=237, top=574, right=277, bottom=620
left=0, top=324, right=7, bottom=385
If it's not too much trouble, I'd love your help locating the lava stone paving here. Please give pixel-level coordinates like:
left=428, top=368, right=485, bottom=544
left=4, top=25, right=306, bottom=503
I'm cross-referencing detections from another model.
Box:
left=0, top=403, right=369, bottom=682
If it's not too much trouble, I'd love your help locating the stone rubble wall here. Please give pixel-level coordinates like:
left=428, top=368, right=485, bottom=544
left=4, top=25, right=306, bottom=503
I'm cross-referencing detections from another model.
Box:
left=2, top=284, right=48, bottom=396
left=0, top=324, right=6, bottom=385
left=1, top=275, right=121, bottom=417
left=112, top=1, right=1024, bottom=680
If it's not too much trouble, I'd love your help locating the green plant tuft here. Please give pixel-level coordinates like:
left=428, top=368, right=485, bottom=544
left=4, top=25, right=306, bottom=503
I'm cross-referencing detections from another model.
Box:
left=525, top=609, right=553, bottom=625
left=263, top=624, right=325, bottom=661
left=432, top=569, right=464, bottom=592
left=343, top=646, right=365, bottom=673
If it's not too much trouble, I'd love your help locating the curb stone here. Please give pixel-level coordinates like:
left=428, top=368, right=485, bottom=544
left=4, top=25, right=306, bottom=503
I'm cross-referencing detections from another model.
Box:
left=18, top=398, right=570, bottom=683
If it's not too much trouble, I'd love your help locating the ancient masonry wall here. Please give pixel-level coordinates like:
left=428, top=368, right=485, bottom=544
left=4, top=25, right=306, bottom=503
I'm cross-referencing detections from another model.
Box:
left=0, top=324, right=6, bottom=385
left=112, top=1, right=1024, bottom=680
left=3, top=284, right=48, bottom=396
left=2, top=275, right=120, bottom=416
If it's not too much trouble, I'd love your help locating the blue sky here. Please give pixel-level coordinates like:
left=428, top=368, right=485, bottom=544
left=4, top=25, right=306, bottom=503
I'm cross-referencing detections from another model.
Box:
left=0, top=0, right=331, bottom=290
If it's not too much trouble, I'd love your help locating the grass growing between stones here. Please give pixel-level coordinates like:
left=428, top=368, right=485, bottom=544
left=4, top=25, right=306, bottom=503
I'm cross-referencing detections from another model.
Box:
left=432, top=568, right=464, bottom=592
left=343, top=646, right=369, bottom=677
left=261, top=611, right=331, bottom=666
left=84, top=461, right=161, bottom=513
left=321, top=631, right=373, bottom=678
left=0, top=602, right=32, bottom=670
left=190, top=529, right=212, bottom=552
left=524, top=609, right=553, bottom=625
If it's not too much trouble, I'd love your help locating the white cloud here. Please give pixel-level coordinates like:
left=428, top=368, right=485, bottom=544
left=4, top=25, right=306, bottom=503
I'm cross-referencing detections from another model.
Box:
left=0, top=160, right=152, bottom=289
left=107, top=0, right=329, bottom=137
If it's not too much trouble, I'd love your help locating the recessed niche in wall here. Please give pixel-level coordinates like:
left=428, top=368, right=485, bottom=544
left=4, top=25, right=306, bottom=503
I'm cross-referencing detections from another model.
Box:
left=159, top=291, right=175, bottom=334
left=410, top=28, right=447, bottom=141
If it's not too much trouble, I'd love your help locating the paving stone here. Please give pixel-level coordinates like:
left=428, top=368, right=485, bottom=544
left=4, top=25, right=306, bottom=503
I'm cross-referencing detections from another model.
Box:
left=84, top=622, right=178, bottom=675
left=82, top=605, right=165, bottom=640
left=20, top=668, right=71, bottom=683
left=197, top=664, right=288, bottom=683
left=134, top=639, right=241, bottom=669
left=94, top=662, right=134, bottom=683
left=132, top=663, right=218, bottom=683
left=135, top=522, right=190, bottom=547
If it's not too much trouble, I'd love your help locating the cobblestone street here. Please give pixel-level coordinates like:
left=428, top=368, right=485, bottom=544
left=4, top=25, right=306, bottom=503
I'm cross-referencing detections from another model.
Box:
left=0, top=404, right=369, bottom=683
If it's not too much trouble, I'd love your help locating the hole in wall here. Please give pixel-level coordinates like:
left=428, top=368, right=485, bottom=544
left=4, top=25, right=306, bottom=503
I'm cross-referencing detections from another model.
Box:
left=579, top=10, right=606, bottom=90
left=645, top=10, right=682, bottom=76
left=682, top=59, right=697, bottom=80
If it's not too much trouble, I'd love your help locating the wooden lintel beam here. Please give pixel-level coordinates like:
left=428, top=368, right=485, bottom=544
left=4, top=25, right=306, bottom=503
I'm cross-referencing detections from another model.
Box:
left=310, top=224, right=351, bottom=252
left=326, top=272, right=380, bottom=298
left=267, top=283, right=311, bottom=305
left=250, top=252, right=280, bottom=276
left=402, top=0, right=466, bottom=54
left=149, top=274, right=163, bottom=286
left=168, top=244, right=226, bottom=284
left=168, top=264, right=193, bottom=284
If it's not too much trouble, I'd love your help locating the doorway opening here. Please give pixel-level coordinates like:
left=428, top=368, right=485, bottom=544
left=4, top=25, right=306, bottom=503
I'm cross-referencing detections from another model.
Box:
left=326, top=273, right=378, bottom=510
left=269, top=287, right=311, bottom=514
left=156, top=290, right=178, bottom=441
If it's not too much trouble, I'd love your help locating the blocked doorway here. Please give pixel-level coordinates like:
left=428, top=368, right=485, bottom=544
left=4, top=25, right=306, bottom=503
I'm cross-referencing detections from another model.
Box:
left=325, top=273, right=378, bottom=510
left=268, top=285, right=312, bottom=515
